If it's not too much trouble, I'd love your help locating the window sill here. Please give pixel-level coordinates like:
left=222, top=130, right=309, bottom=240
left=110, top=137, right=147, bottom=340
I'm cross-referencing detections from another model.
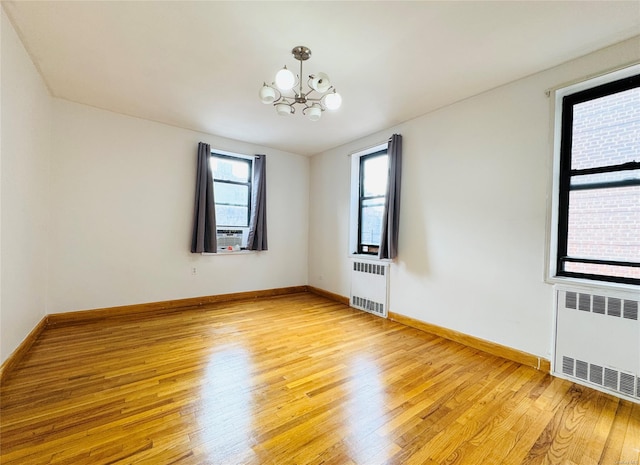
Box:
left=202, top=249, right=261, bottom=256
left=348, top=253, right=393, bottom=263
left=545, top=275, right=638, bottom=293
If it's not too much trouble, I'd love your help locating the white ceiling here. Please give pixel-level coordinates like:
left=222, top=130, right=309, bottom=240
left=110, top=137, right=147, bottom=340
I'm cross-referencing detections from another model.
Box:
left=4, top=1, right=640, bottom=156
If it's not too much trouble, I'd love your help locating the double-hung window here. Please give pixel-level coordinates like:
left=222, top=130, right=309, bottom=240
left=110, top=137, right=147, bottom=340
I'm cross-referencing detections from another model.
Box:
left=210, top=152, right=253, bottom=249
left=552, top=67, right=640, bottom=285
left=358, top=150, right=389, bottom=254
left=350, top=144, right=390, bottom=256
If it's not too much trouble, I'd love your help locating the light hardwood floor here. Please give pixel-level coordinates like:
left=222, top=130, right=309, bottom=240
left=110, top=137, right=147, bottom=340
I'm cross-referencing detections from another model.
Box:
left=1, top=293, right=638, bottom=464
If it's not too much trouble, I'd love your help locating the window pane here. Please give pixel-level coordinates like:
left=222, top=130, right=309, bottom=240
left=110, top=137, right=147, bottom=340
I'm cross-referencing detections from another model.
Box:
left=210, top=156, right=250, bottom=182
left=213, top=182, right=249, bottom=207
left=567, top=185, right=640, bottom=263
left=360, top=197, right=385, bottom=245
left=571, top=87, right=640, bottom=170
left=362, top=155, right=389, bottom=197
left=564, top=262, right=640, bottom=280
left=215, top=205, right=248, bottom=227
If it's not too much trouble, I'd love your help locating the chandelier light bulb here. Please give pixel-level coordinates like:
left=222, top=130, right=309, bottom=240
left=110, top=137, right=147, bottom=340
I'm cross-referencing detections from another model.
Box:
left=275, top=102, right=293, bottom=116
left=306, top=104, right=322, bottom=121
left=275, top=66, right=295, bottom=91
left=310, top=73, right=331, bottom=93
left=323, top=91, right=342, bottom=110
left=259, top=84, right=277, bottom=104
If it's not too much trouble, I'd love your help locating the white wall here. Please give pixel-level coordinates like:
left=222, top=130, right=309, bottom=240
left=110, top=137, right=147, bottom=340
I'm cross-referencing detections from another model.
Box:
left=309, top=36, right=640, bottom=359
left=49, top=99, right=309, bottom=313
left=1, top=4, right=309, bottom=364
left=1, top=9, right=52, bottom=363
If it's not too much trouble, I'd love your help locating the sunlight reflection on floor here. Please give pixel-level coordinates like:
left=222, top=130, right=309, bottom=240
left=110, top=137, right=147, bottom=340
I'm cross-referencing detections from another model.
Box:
left=198, top=345, right=254, bottom=462
left=346, top=355, right=397, bottom=464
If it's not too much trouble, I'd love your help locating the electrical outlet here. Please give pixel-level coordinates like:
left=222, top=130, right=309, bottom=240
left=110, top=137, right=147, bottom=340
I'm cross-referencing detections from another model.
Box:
left=191, top=267, right=197, bottom=275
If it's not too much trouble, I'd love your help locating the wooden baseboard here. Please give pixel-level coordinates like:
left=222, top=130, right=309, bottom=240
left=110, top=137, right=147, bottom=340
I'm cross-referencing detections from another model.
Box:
left=3, top=287, right=308, bottom=380
left=48, top=286, right=309, bottom=327
left=303, top=290, right=550, bottom=373
left=0, top=315, right=49, bottom=384
left=3, top=288, right=550, bottom=385
left=388, top=311, right=551, bottom=373
left=307, top=286, right=350, bottom=306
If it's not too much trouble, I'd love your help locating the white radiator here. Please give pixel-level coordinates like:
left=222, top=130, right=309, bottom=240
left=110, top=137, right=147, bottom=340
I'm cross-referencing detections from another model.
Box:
left=350, top=259, right=389, bottom=318
left=553, top=285, right=639, bottom=403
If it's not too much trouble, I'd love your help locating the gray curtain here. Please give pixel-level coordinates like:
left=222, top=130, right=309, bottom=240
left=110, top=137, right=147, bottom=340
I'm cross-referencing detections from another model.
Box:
left=191, top=142, right=217, bottom=253
left=247, top=154, right=268, bottom=251
left=378, top=134, right=402, bottom=260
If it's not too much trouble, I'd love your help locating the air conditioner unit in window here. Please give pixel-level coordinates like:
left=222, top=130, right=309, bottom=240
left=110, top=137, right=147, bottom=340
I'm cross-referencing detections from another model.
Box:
left=216, top=229, right=243, bottom=250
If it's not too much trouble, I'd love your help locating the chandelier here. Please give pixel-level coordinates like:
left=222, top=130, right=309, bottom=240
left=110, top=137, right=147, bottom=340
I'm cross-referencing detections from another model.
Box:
left=259, top=46, right=342, bottom=121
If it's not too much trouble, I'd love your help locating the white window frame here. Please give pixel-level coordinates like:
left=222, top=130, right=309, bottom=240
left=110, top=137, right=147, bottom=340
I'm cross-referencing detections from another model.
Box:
left=349, top=141, right=390, bottom=260
left=547, top=63, right=640, bottom=290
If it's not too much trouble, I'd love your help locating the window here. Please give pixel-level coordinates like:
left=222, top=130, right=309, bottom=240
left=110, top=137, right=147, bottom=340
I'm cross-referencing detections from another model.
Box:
left=552, top=67, right=640, bottom=285
left=210, top=153, right=252, bottom=227
left=358, top=151, right=389, bottom=254
left=208, top=152, right=254, bottom=251
left=350, top=144, right=389, bottom=256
